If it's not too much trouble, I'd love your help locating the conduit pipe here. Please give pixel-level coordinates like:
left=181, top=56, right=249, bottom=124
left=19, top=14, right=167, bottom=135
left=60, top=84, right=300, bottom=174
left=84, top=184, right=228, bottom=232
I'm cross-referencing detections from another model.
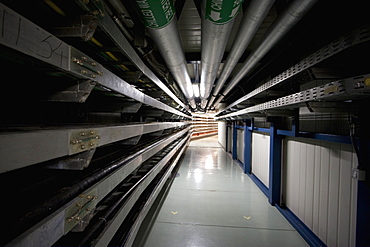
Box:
left=206, top=0, right=275, bottom=109
left=212, top=0, right=318, bottom=108
left=133, top=0, right=196, bottom=109
left=199, top=0, right=244, bottom=109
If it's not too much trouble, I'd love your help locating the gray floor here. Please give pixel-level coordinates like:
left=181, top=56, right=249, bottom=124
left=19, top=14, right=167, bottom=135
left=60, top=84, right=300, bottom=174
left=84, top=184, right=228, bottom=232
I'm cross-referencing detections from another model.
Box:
left=134, top=135, right=308, bottom=247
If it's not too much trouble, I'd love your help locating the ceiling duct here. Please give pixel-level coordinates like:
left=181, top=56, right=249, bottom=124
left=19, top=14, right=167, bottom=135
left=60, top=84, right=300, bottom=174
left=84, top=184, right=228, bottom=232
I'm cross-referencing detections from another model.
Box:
left=133, top=0, right=196, bottom=109
left=206, top=0, right=275, bottom=109
left=212, top=0, right=318, bottom=108
left=199, top=0, right=244, bottom=109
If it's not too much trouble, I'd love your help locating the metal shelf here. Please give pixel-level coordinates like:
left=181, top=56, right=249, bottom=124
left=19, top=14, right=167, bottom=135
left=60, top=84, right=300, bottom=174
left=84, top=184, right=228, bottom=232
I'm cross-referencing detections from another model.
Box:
left=0, top=3, right=189, bottom=119
left=191, top=114, right=218, bottom=138
left=94, top=133, right=190, bottom=246
left=6, top=128, right=190, bottom=246
left=216, top=73, right=370, bottom=120
left=0, top=122, right=189, bottom=173
left=216, top=24, right=370, bottom=117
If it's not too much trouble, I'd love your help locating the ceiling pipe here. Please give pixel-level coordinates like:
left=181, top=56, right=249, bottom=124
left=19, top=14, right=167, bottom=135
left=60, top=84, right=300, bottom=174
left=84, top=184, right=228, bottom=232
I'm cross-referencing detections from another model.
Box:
left=199, top=0, right=244, bottom=109
left=133, top=0, right=196, bottom=109
left=212, top=0, right=318, bottom=108
left=206, top=0, right=275, bottom=109
left=193, top=62, right=200, bottom=98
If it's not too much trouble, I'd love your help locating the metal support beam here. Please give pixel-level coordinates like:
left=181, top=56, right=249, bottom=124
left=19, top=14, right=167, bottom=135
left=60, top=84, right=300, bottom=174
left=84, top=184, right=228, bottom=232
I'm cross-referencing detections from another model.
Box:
left=243, top=120, right=252, bottom=174
left=232, top=122, right=237, bottom=160
left=268, top=120, right=283, bottom=205
left=0, top=3, right=188, bottom=118
left=6, top=127, right=190, bottom=247
left=216, top=73, right=370, bottom=120
left=216, top=24, right=370, bottom=116
left=45, top=148, right=96, bottom=170
left=0, top=122, right=188, bottom=173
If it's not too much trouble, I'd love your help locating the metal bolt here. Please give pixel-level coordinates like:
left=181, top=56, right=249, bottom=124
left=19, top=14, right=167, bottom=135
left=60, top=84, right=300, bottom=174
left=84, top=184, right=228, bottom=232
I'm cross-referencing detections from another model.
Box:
left=91, top=74, right=97, bottom=78
left=82, top=57, right=87, bottom=61
left=91, top=62, right=96, bottom=66
left=71, top=140, right=78, bottom=144
left=90, top=142, right=94, bottom=146
left=81, top=70, right=87, bottom=75
left=80, top=132, right=86, bottom=136
left=81, top=145, right=85, bottom=149
left=67, top=218, right=72, bottom=223
left=90, top=131, right=95, bottom=135
left=87, top=195, right=92, bottom=199
left=76, top=203, right=82, bottom=207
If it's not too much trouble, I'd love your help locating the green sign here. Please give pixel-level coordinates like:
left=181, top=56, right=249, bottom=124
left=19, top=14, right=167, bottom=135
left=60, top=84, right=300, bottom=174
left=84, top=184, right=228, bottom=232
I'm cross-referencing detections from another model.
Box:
left=205, top=0, right=244, bottom=24
left=135, top=0, right=175, bottom=29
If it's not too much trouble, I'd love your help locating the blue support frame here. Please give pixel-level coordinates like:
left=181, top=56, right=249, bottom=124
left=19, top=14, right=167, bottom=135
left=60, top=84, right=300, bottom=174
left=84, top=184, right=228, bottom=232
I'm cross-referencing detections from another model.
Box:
left=223, top=115, right=364, bottom=246
left=276, top=205, right=326, bottom=246
left=243, top=121, right=252, bottom=174
left=225, top=123, right=229, bottom=152
left=268, top=121, right=282, bottom=205
left=232, top=122, right=237, bottom=160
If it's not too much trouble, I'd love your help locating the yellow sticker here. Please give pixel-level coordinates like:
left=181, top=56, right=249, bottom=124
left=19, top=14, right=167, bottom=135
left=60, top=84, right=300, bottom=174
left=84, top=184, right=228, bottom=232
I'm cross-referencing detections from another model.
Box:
left=365, top=78, right=370, bottom=86
left=171, top=211, right=178, bottom=215
left=243, top=216, right=251, bottom=220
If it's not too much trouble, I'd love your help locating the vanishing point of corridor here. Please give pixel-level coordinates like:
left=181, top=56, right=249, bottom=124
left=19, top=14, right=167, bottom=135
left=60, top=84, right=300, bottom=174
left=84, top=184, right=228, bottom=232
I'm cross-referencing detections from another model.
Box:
left=134, top=135, right=308, bottom=246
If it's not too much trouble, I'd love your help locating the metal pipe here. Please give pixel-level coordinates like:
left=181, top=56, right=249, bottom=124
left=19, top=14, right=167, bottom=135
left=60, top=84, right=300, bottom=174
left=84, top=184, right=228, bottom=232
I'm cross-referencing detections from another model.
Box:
left=133, top=0, right=196, bottom=109
left=207, top=0, right=275, bottom=109
left=212, top=0, right=318, bottom=108
left=107, top=0, right=135, bottom=41
left=199, top=0, right=244, bottom=109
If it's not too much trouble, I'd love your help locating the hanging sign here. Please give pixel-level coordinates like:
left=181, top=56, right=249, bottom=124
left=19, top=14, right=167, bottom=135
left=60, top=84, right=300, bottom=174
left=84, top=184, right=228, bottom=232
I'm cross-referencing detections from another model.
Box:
left=205, top=0, right=244, bottom=24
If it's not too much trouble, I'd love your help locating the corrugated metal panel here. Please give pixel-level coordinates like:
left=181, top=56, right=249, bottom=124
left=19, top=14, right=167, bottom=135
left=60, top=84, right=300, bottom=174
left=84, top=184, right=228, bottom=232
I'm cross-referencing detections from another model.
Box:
left=283, top=137, right=358, bottom=247
left=251, top=132, right=270, bottom=187
left=237, top=129, right=244, bottom=164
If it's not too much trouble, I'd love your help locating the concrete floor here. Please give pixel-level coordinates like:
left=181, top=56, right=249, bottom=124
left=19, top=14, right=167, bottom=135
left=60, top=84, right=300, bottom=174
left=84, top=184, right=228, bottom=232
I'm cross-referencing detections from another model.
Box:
left=134, top=135, right=308, bottom=247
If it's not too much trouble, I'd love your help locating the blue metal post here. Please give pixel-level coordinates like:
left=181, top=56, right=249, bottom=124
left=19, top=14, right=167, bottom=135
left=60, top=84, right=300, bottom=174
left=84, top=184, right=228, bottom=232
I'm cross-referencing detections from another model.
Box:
left=243, top=120, right=252, bottom=174
left=268, top=121, right=283, bottom=205
left=225, top=122, right=229, bottom=152
left=232, top=121, right=237, bottom=160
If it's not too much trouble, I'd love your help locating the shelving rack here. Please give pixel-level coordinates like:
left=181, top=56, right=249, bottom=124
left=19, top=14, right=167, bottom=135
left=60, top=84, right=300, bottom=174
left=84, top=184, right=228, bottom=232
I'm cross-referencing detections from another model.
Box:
left=191, top=113, right=218, bottom=139
left=0, top=2, right=191, bottom=246
left=215, top=24, right=370, bottom=122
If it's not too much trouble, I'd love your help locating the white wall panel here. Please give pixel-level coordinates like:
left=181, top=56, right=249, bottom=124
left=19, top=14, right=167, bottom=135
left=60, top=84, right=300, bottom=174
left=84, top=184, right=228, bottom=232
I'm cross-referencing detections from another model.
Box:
left=283, top=137, right=358, bottom=247
left=251, top=132, right=270, bottom=187
left=237, top=129, right=244, bottom=164
left=218, top=121, right=226, bottom=149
